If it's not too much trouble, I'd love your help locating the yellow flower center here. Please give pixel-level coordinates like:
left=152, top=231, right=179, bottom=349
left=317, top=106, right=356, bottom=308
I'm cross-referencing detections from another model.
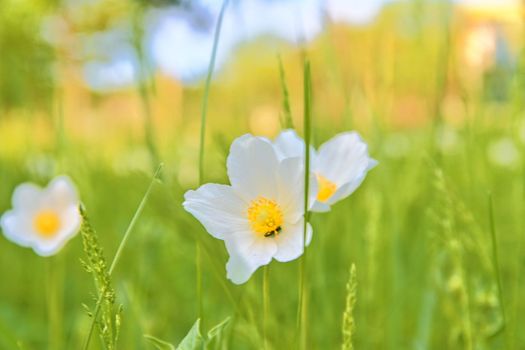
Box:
left=247, top=197, right=284, bottom=237
left=316, top=174, right=337, bottom=203
left=33, top=211, right=61, bottom=238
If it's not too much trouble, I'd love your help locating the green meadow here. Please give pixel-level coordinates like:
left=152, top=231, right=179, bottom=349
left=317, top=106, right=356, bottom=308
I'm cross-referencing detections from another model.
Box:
left=0, top=0, right=523, bottom=349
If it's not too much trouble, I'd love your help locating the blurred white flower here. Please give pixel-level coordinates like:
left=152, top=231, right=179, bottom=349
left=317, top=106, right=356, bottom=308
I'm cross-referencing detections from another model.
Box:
left=147, top=2, right=238, bottom=84
left=325, top=0, right=387, bottom=25
left=183, top=134, right=317, bottom=284
left=0, top=176, right=82, bottom=257
left=273, top=130, right=376, bottom=212
left=488, top=137, right=520, bottom=169
left=234, top=0, right=324, bottom=44
left=147, top=0, right=325, bottom=83
left=81, top=27, right=142, bottom=92
left=83, top=57, right=139, bottom=92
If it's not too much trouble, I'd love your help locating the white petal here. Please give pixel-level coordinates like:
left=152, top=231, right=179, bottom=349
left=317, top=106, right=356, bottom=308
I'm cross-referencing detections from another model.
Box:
left=225, top=231, right=277, bottom=284
left=274, top=221, right=312, bottom=262
left=183, top=184, right=249, bottom=240
left=227, top=134, right=280, bottom=201
left=274, top=129, right=305, bottom=160
left=226, top=253, right=259, bottom=285
left=0, top=211, right=33, bottom=247
left=56, top=206, right=82, bottom=241
left=12, top=183, right=42, bottom=212
left=311, top=201, right=331, bottom=213
left=273, top=129, right=318, bottom=165
left=45, top=176, right=79, bottom=210
left=32, top=237, right=70, bottom=257
left=317, top=132, right=376, bottom=205
left=277, top=157, right=319, bottom=223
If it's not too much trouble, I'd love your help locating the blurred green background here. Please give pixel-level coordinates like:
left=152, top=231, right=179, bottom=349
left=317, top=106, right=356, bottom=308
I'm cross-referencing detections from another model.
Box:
left=1, top=0, right=524, bottom=349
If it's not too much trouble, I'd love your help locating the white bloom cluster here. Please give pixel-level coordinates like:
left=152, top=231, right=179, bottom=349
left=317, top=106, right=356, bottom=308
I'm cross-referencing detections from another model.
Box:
left=184, top=130, right=376, bottom=284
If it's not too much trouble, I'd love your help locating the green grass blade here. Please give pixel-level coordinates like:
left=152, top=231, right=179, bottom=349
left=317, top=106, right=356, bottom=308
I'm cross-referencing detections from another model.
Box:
left=297, top=59, right=312, bottom=349
left=82, top=163, right=164, bottom=350
left=196, top=0, right=230, bottom=328
left=487, top=192, right=506, bottom=338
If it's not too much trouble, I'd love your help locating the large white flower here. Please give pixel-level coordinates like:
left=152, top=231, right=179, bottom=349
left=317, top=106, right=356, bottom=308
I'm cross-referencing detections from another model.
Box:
left=274, top=129, right=377, bottom=212
left=183, top=134, right=317, bottom=284
left=0, top=176, right=82, bottom=257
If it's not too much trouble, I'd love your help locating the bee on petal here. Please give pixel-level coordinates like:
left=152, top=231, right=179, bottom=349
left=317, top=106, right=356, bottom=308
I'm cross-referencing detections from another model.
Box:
left=273, top=129, right=377, bottom=212
left=0, top=176, right=82, bottom=257
left=183, top=134, right=318, bottom=285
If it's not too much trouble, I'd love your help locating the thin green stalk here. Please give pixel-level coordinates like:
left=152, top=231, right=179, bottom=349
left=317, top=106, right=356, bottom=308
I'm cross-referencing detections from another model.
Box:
left=133, top=5, right=160, bottom=172
left=196, top=0, right=229, bottom=328
left=297, top=60, right=312, bottom=350
left=198, top=0, right=229, bottom=184
left=196, top=241, right=203, bottom=326
left=83, top=164, right=163, bottom=350
left=46, top=256, right=63, bottom=350
left=487, top=192, right=506, bottom=336
left=263, top=266, right=270, bottom=350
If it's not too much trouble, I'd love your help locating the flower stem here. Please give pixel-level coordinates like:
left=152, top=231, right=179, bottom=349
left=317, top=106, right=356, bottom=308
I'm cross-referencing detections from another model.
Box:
left=46, top=255, right=64, bottom=350
left=196, top=0, right=229, bottom=328
left=297, top=60, right=312, bottom=350
left=263, top=265, right=270, bottom=350
left=82, top=164, right=163, bottom=350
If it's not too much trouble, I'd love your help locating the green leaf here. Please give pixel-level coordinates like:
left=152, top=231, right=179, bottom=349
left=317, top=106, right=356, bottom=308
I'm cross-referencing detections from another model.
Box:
left=144, top=334, right=175, bottom=350
left=206, top=317, right=231, bottom=349
left=177, top=319, right=204, bottom=350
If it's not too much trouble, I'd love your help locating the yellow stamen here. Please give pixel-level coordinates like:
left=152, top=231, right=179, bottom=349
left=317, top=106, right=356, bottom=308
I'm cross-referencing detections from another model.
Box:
left=247, top=197, right=284, bottom=237
left=316, top=174, right=337, bottom=203
left=33, top=211, right=61, bottom=238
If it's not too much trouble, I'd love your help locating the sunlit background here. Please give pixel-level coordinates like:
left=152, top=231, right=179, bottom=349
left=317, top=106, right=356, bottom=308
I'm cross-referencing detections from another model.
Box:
left=1, top=0, right=525, bottom=349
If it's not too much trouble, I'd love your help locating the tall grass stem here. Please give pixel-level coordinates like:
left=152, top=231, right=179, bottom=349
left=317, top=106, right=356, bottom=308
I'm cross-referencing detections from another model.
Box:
left=83, top=164, right=163, bottom=350
left=196, top=0, right=229, bottom=328
left=297, top=60, right=312, bottom=349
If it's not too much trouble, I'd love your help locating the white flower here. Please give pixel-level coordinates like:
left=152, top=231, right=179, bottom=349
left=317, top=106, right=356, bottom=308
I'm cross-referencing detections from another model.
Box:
left=274, top=129, right=377, bottom=212
left=183, top=134, right=317, bottom=284
left=0, top=176, right=82, bottom=257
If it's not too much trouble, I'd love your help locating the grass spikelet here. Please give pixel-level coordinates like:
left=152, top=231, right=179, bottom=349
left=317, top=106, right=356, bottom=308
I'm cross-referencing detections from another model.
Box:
left=342, top=263, right=357, bottom=350
left=79, top=206, right=121, bottom=350
left=278, top=55, right=294, bottom=129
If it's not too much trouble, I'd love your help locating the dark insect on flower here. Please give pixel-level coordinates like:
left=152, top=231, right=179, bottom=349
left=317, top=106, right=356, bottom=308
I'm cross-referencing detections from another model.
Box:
left=264, top=226, right=282, bottom=238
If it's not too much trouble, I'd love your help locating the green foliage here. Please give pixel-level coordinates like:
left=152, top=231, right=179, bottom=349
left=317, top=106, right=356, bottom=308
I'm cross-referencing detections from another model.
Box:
left=177, top=320, right=203, bottom=350
left=145, top=318, right=231, bottom=350
left=144, top=335, right=176, bottom=350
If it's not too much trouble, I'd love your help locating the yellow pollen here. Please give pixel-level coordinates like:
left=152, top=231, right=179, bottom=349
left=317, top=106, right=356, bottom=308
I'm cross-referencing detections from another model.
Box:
left=316, top=174, right=337, bottom=203
left=33, top=211, right=61, bottom=238
left=247, top=197, right=284, bottom=237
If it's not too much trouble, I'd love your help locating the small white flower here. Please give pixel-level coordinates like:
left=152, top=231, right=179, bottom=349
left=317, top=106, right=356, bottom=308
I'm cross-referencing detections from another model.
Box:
left=0, top=176, right=82, bottom=257
left=274, top=129, right=377, bottom=212
left=183, top=134, right=317, bottom=284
